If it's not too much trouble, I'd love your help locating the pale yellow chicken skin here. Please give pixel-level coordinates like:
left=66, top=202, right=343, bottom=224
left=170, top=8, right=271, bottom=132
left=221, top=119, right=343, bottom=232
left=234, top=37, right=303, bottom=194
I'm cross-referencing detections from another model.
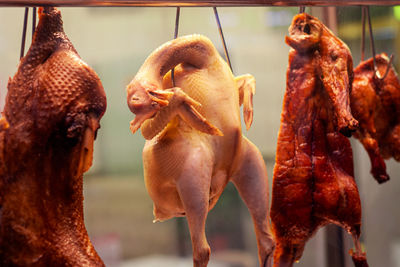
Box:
left=127, top=35, right=274, bottom=267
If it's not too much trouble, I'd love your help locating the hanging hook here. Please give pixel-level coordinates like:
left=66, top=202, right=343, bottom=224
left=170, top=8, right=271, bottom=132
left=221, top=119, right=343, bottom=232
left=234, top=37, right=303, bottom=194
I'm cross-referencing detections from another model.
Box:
left=20, top=7, right=37, bottom=59
left=171, top=7, right=180, bottom=87
left=173, top=7, right=180, bottom=40
left=365, top=6, right=393, bottom=80
left=213, top=7, right=233, bottom=73
left=32, top=7, right=37, bottom=38
left=378, top=54, right=394, bottom=80
left=361, top=6, right=366, bottom=62
left=299, top=6, right=306, bottom=14
left=20, top=7, right=29, bottom=59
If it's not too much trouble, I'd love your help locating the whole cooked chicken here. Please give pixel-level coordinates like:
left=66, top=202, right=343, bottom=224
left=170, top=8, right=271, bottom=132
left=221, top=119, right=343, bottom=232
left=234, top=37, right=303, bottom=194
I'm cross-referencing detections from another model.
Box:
left=351, top=53, right=400, bottom=184
left=270, top=14, right=368, bottom=267
left=0, top=7, right=106, bottom=266
left=126, top=34, right=274, bottom=267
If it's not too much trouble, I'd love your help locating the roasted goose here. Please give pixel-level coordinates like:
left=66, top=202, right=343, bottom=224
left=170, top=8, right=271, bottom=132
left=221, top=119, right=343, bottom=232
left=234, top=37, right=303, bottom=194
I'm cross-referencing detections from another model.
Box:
left=0, top=7, right=106, bottom=266
left=270, top=14, right=368, bottom=267
left=351, top=53, right=400, bottom=184
left=127, top=34, right=274, bottom=267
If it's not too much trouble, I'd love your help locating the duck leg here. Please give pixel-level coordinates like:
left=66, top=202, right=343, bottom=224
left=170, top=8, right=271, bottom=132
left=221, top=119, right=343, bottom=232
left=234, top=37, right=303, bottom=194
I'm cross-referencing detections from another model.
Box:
left=358, top=134, right=389, bottom=183
left=350, top=235, right=369, bottom=267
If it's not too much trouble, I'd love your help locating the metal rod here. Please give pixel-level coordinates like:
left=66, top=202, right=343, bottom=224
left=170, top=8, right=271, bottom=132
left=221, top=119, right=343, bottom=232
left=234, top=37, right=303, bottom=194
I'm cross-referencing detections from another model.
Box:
left=213, top=7, right=233, bottom=73
left=322, top=7, right=345, bottom=265
left=366, top=7, right=379, bottom=70
left=361, top=6, right=366, bottom=61
left=325, top=225, right=345, bottom=267
left=323, top=6, right=337, bottom=34
left=20, top=7, right=29, bottom=59
left=32, top=7, right=37, bottom=38
left=366, top=6, right=393, bottom=80
left=0, top=0, right=398, bottom=7
left=174, top=7, right=180, bottom=39
left=366, top=6, right=381, bottom=78
left=171, top=7, right=180, bottom=87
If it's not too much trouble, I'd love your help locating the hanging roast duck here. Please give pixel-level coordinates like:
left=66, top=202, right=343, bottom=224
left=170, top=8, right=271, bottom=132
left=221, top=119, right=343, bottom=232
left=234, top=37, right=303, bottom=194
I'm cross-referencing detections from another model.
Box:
left=126, top=34, right=275, bottom=267
left=270, top=13, right=368, bottom=267
left=0, top=7, right=106, bottom=266
left=351, top=53, right=400, bottom=184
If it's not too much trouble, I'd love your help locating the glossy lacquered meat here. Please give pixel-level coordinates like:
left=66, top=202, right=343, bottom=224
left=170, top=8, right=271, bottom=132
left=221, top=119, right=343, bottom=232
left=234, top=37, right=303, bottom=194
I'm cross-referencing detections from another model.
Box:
left=351, top=54, right=400, bottom=183
left=270, top=13, right=368, bottom=267
left=0, top=7, right=106, bottom=266
left=127, top=34, right=274, bottom=267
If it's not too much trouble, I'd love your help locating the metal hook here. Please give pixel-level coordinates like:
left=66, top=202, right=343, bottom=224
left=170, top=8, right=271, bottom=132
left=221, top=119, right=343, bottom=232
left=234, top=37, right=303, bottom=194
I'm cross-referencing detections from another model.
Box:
left=32, top=7, right=37, bottom=38
left=171, top=7, right=180, bottom=87
left=361, top=6, right=366, bottom=61
left=299, top=6, right=306, bottom=14
left=379, top=54, right=394, bottom=80
left=365, top=6, right=393, bottom=80
left=213, top=7, right=233, bottom=73
left=173, top=7, right=180, bottom=39
left=20, top=7, right=36, bottom=59
left=20, top=7, right=29, bottom=59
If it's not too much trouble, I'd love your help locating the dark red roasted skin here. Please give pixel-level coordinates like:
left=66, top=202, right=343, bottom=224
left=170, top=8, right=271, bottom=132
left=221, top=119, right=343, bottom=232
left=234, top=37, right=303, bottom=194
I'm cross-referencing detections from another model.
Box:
left=0, top=7, right=106, bottom=266
left=270, top=13, right=367, bottom=267
left=351, top=53, right=400, bottom=184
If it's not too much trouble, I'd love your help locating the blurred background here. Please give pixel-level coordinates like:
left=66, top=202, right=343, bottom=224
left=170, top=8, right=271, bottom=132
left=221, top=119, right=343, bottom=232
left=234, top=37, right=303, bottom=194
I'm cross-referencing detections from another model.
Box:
left=1, top=4, right=400, bottom=267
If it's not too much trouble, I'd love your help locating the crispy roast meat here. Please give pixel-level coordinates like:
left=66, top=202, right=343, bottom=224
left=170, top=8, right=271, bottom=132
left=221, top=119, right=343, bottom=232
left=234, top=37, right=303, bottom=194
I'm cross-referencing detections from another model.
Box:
left=351, top=53, right=400, bottom=184
left=270, top=14, right=368, bottom=267
left=0, top=7, right=106, bottom=266
left=126, top=34, right=274, bottom=267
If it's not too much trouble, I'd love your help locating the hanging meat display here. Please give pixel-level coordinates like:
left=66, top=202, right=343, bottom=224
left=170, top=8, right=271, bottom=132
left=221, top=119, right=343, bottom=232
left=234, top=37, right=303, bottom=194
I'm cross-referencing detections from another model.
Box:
left=0, top=7, right=106, bottom=266
left=350, top=53, right=400, bottom=184
left=126, top=34, right=275, bottom=267
left=270, top=13, right=368, bottom=267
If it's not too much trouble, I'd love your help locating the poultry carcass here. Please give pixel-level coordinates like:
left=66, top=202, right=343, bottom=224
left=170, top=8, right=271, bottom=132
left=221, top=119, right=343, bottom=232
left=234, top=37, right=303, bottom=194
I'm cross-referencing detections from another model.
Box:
left=126, top=34, right=274, bottom=267
left=270, top=13, right=368, bottom=267
left=0, top=7, right=106, bottom=266
left=350, top=53, right=400, bottom=183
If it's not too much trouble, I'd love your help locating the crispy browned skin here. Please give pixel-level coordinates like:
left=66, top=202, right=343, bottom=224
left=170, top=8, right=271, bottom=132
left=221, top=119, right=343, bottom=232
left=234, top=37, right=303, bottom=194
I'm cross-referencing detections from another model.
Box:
left=126, top=34, right=274, bottom=267
left=270, top=14, right=367, bottom=267
left=351, top=54, right=400, bottom=184
left=0, top=7, right=106, bottom=266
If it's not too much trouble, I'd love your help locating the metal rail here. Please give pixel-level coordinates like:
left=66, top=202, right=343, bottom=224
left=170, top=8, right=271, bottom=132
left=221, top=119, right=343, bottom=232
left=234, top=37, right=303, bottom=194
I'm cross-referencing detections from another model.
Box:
left=0, top=0, right=399, bottom=7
